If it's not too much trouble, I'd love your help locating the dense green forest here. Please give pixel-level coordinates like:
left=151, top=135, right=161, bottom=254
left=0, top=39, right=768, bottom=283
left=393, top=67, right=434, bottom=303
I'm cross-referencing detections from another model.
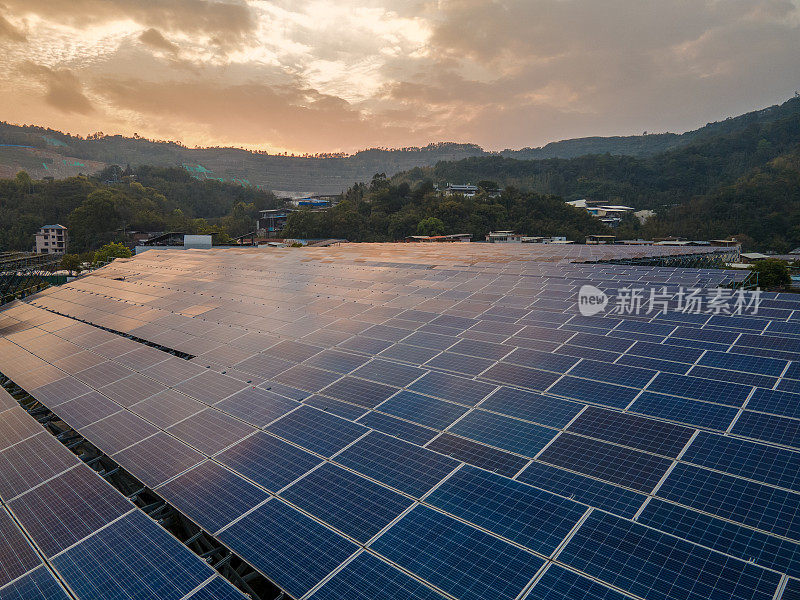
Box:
left=282, top=176, right=610, bottom=242
left=398, top=101, right=800, bottom=211
left=0, top=166, right=277, bottom=252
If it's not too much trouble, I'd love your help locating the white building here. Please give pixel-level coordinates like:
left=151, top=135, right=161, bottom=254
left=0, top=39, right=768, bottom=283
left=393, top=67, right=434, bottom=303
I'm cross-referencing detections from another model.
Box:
left=35, top=224, right=68, bottom=255
left=445, top=184, right=480, bottom=197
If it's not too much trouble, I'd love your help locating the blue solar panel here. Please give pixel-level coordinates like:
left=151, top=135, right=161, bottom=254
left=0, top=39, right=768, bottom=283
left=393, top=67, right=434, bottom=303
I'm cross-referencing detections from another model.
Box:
left=321, top=376, right=398, bottom=408
left=9, top=465, right=133, bottom=557
left=630, top=392, right=738, bottom=430
left=526, top=565, right=633, bottom=600
left=657, top=463, right=800, bottom=539
left=303, top=394, right=369, bottom=420
left=155, top=460, right=269, bottom=534
left=218, top=500, right=357, bottom=599
left=698, top=351, right=788, bottom=376
left=265, top=405, right=368, bottom=457
left=681, top=431, right=800, bottom=490
left=448, top=409, right=556, bottom=457
left=371, top=505, right=544, bottom=600
left=567, top=406, right=694, bottom=457
left=0, top=509, right=41, bottom=587
left=355, top=411, right=438, bottom=445
left=639, top=498, right=800, bottom=577
left=426, top=433, right=528, bottom=477
left=309, top=551, right=447, bottom=600
left=516, top=461, right=646, bottom=518
left=569, top=360, right=655, bottom=388
left=479, top=362, right=560, bottom=391
left=538, top=433, right=672, bottom=492
left=335, top=432, right=458, bottom=497
left=377, top=390, right=468, bottom=430
left=408, top=371, right=496, bottom=406
left=558, top=511, right=781, bottom=600
left=280, top=463, right=413, bottom=542
left=732, top=410, right=800, bottom=449
left=616, top=354, right=689, bottom=374
left=479, top=387, right=582, bottom=428
left=646, top=373, right=752, bottom=406
left=215, top=387, right=300, bottom=427
left=627, top=340, right=703, bottom=363
left=51, top=510, right=214, bottom=600
left=216, top=432, right=322, bottom=492
left=0, top=565, right=71, bottom=600
left=747, top=388, right=800, bottom=419
left=426, top=465, right=586, bottom=554
left=548, top=377, right=639, bottom=408
left=184, top=577, right=248, bottom=600
left=351, top=359, right=426, bottom=387
left=686, top=365, right=777, bottom=389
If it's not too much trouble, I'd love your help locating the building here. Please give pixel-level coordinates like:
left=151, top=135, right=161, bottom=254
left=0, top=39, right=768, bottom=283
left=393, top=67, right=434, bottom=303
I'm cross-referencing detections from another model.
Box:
left=634, top=209, right=656, bottom=224
left=257, top=208, right=298, bottom=237
left=445, top=184, right=479, bottom=197
left=405, top=233, right=472, bottom=243
left=486, top=231, right=524, bottom=243
left=586, top=234, right=616, bottom=244
left=566, top=200, right=636, bottom=227
left=34, top=224, right=68, bottom=254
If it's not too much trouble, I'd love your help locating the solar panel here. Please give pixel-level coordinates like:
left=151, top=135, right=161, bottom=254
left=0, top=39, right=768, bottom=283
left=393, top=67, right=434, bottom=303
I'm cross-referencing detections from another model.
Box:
left=217, top=499, right=357, bottom=599
left=448, top=409, right=556, bottom=457
left=308, top=551, right=447, bottom=600
left=426, top=465, right=587, bottom=554
left=7, top=243, right=800, bottom=600
left=0, top=509, right=42, bottom=587
left=0, top=565, right=72, bottom=600
left=51, top=509, right=216, bottom=600
left=336, top=432, right=458, bottom=497
left=216, top=432, right=322, bottom=492
left=155, top=460, right=269, bottom=534
left=558, top=511, right=781, bottom=600
left=280, top=462, right=413, bottom=542
left=370, top=505, right=544, bottom=600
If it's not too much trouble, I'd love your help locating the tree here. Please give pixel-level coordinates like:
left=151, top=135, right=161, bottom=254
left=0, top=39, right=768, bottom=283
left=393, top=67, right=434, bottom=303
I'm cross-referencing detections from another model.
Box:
left=417, top=217, right=445, bottom=236
left=60, top=254, right=82, bottom=276
left=93, top=242, right=132, bottom=265
left=750, top=259, right=791, bottom=289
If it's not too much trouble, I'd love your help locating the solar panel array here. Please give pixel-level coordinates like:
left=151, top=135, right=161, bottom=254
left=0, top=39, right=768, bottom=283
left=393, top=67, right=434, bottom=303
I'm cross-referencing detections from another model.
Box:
left=0, top=242, right=794, bottom=600
left=0, top=389, right=248, bottom=600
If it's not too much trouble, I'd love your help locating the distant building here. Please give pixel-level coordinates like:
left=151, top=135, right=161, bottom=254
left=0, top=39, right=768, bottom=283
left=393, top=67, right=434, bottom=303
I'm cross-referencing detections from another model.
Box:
left=567, top=200, right=635, bottom=228
left=634, top=209, right=656, bottom=224
left=35, top=224, right=67, bottom=255
left=257, top=208, right=298, bottom=237
left=486, top=231, right=524, bottom=243
left=445, top=184, right=479, bottom=197
left=405, top=234, right=472, bottom=243
left=586, top=234, right=616, bottom=244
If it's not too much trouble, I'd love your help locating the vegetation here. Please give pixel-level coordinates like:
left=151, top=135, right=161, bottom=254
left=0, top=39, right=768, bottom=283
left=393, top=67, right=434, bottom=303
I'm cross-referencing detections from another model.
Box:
left=93, top=242, right=132, bottom=264
left=0, top=166, right=277, bottom=252
left=750, top=259, right=792, bottom=289
left=282, top=175, right=609, bottom=242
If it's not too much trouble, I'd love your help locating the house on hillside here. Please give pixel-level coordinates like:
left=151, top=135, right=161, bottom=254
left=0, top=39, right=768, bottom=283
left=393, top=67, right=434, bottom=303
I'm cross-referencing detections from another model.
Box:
left=35, top=224, right=68, bottom=255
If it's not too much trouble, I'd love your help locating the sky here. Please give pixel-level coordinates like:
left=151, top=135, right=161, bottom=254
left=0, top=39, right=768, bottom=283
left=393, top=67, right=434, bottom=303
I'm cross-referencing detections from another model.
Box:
left=0, top=0, right=799, bottom=155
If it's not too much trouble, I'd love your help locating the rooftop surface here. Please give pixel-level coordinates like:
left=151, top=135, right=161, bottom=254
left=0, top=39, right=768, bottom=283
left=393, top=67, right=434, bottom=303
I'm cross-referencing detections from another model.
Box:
left=0, top=243, right=797, bottom=600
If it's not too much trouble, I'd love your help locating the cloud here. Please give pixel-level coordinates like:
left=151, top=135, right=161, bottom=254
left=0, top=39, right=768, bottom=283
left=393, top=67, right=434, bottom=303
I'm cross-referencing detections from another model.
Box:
left=0, top=0, right=798, bottom=153
left=3, top=0, right=255, bottom=49
left=138, top=28, right=179, bottom=54
left=20, top=62, right=94, bottom=114
left=91, top=76, right=417, bottom=152
left=0, top=10, right=25, bottom=41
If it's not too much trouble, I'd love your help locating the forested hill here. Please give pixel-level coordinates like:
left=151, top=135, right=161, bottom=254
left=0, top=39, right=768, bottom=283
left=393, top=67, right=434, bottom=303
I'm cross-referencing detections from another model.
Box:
left=396, top=96, right=800, bottom=212
left=1, top=96, right=798, bottom=192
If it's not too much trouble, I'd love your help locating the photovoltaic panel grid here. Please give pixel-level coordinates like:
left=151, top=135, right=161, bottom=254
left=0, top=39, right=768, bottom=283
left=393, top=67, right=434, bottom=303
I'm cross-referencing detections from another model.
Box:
left=0, top=241, right=798, bottom=600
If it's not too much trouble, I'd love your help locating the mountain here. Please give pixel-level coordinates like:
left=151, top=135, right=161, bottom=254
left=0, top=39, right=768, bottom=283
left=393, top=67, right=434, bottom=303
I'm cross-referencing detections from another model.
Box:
left=2, top=95, right=799, bottom=193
